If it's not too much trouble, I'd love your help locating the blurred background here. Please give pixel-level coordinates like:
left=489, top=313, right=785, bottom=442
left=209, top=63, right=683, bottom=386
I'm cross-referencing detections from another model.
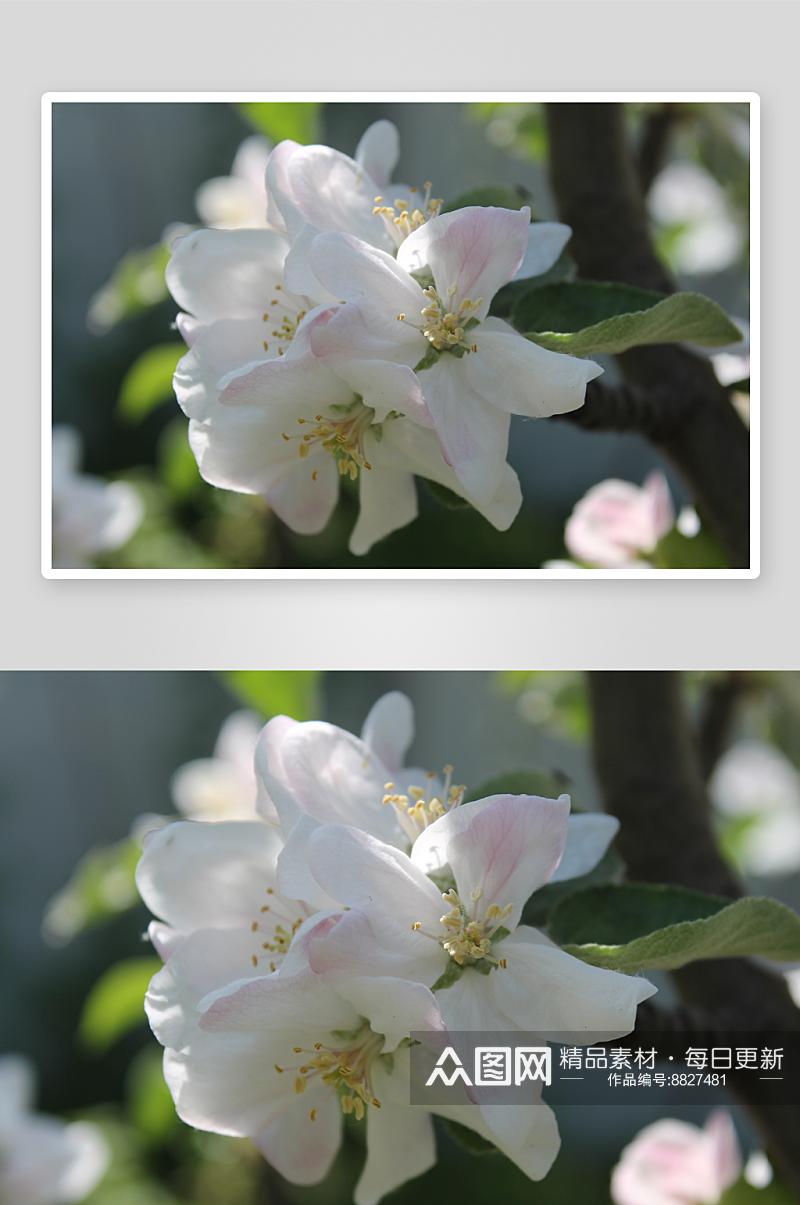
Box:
left=0, top=670, right=793, bottom=1204
left=49, top=100, right=751, bottom=569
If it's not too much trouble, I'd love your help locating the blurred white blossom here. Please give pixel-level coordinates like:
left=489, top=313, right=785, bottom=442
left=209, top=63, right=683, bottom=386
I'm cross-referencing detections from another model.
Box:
left=170, top=710, right=263, bottom=821
left=0, top=1056, right=110, bottom=1205
left=194, top=135, right=272, bottom=230
left=52, top=426, right=143, bottom=569
left=709, top=740, right=800, bottom=875
left=648, top=161, right=744, bottom=275
left=564, top=471, right=674, bottom=569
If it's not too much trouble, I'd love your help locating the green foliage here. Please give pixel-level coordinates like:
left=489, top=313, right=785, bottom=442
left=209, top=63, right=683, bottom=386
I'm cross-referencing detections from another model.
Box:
left=79, top=957, right=162, bottom=1054
left=125, top=1043, right=180, bottom=1144
left=441, top=184, right=530, bottom=214
left=42, top=836, right=143, bottom=944
left=118, top=344, right=185, bottom=423
left=237, top=102, right=321, bottom=145
left=157, top=416, right=203, bottom=500
left=222, top=670, right=322, bottom=721
left=522, top=847, right=626, bottom=929
left=489, top=248, right=576, bottom=319
left=440, top=1117, right=498, bottom=1155
left=549, top=884, right=800, bottom=972
left=465, top=768, right=572, bottom=805
left=87, top=239, right=177, bottom=333
left=513, top=281, right=743, bottom=355
left=720, top=1173, right=795, bottom=1205
left=421, top=478, right=472, bottom=510
left=656, top=524, right=729, bottom=570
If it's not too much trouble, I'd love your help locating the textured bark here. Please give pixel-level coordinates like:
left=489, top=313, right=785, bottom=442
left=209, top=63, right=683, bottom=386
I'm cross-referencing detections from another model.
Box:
left=588, top=673, right=800, bottom=1195
left=544, top=104, right=750, bottom=568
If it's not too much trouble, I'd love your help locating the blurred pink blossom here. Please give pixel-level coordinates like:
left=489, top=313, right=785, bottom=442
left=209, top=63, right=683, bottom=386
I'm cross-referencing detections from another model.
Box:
left=611, top=1111, right=741, bottom=1205
left=564, top=471, right=675, bottom=568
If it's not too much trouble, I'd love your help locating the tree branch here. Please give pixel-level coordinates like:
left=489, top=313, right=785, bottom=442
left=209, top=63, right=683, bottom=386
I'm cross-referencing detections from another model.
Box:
left=587, top=673, right=800, bottom=1193
left=544, top=104, right=750, bottom=569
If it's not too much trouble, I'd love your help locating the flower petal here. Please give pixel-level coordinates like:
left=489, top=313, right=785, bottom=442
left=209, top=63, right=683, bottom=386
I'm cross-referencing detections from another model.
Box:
left=512, top=222, right=572, bottom=281
left=254, top=1090, right=342, bottom=1185
left=355, top=120, right=400, bottom=190
left=308, top=907, right=444, bottom=988
left=399, top=207, right=530, bottom=318
left=265, top=456, right=340, bottom=536
left=549, top=813, right=620, bottom=882
left=349, top=452, right=418, bottom=557
left=360, top=692, right=415, bottom=776
left=135, top=820, right=285, bottom=935
left=492, top=930, right=656, bottom=1039
left=432, top=1099, right=560, bottom=1182
left=288, top=145, right=392, bottom=247
left=418, top=355, right=510, bottom=502
left=356, top=1099, right=436, bottom=1205
left=468, top=326, right=602, bottom=418
left=166, top=228, right=289, bottom=324
left=331, top=975, right=445, bottom=1053
left=197, top=963, right=358, bottom=1037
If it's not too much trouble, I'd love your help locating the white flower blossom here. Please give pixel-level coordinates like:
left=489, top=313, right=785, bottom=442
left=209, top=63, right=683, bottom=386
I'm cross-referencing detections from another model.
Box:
left=611, top=1111, right=741, bottom=1205
left=52, top=426, right=143, bottom=568
left=170, top=710, right=264, bottom=822
left=564, top=471, right=675, bottom=569
left=0, top=1056, right=110, bottom=1205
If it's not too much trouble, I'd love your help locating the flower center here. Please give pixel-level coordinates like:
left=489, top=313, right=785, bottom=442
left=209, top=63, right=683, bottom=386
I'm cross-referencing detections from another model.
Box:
left=420, top=285, right=482, bottom=351
left=281, top=402, right=376, bottom=481
left=373, top=182, right=443, bottom=245
left=413, top=888, right=512, bottom=969
left=274, top=1026, right=385, bottom=1122
left=382, top=764, right=466, bottom=841
left=249, top=887, right=307, bottom=973
left=261, top=284, right=308, bottom=357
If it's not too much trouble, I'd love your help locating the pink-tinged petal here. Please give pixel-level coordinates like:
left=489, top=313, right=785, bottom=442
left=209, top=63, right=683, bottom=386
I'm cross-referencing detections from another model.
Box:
left=287, top=145, right=392, bottom=248
left=356, top=1099, right=436, bottom=1205
left=361, top=692, right=415, bottom=775
left=254, top=1090, right=342, bottom=1186
left=186, top=409, right=322, bottom=499
left=145, top=926, right=264, bottom=1051
left=308, top=907, right=444, bottom=988
left=513, top=222, right=572, bottom=281
left=435, top=968, right=514, bottom=1033
left=399, top=207, right=530, bottom=318
left=492, top=930, right=657, bottom=1040
left=217, top=346, right=354, bottom=410
left=611, top=1113, right=741, bottom=1205
left=643, top=470, right=677, bottom=540
left=307, top=824, right=443, bottom=925
left=279, top=725, right=405, bottom=845
left=549, top=813, right=620, bottom=883
left=335, top=358, right=433, bottom=427
left=310, top=297, right=424, bottom=370
left=419, top=355, right=510, bottom=502
left=265, top=139, right=303, bottom=237
left=166, top=228, right=289, bottom=323
left=254, top=714, right=302, bottom=829
left=135, top=820, right=285, bottom=935
left=355, top=120, right=400, bottom=190
left=265, top=456, right=339, bottom=536
left=198, top=964, right=358, bottom=1036
left=309, top=232, right=426, bottom=350
left=438, top=795, right=570, bottom=928
left=173, top=317, right=275, bottom=422
left=373, top=417, right=523, bottom=533
left=349, top=454, right=418, bottom=557
left=147, top=921, right=182, bottom=962
left=468, top=326, right=602, bottom=418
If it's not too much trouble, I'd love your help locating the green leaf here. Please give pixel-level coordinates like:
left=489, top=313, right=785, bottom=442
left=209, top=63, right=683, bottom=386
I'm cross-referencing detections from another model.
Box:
left=157, top=416, right=202, bottom=500
left=42, top=837, right=143, bottom=945
left=222, top=671, right=321, bottom=721
left=465, top=768, right=572, bottom=805
left=421, top=478, right=472, bottom=510
left=236, top=102, right=321, bottom=146
left=490, top=247, right=576, bottom=318
left=513, top=282, right=744, bottom=355
left=522, top=846, right=625, bottom=929
left=431, top=960, right=465, bottom=992
left=79, top=957, right=162, bottom=1054
left=720, top=1171, right=795, bottom=1205
left=118, top=344, right=184, bottom=423
left=87, top=239, right=176, bottom=333
left=125, top=1043, right=180, bottom=1144
left=440, top=1117, right=498, bottom=1155
left=549, top=885, right=800, bottom=973
left=440, top=184, right=530, bottom=214
left=413, top=345, right=441, bottom=373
